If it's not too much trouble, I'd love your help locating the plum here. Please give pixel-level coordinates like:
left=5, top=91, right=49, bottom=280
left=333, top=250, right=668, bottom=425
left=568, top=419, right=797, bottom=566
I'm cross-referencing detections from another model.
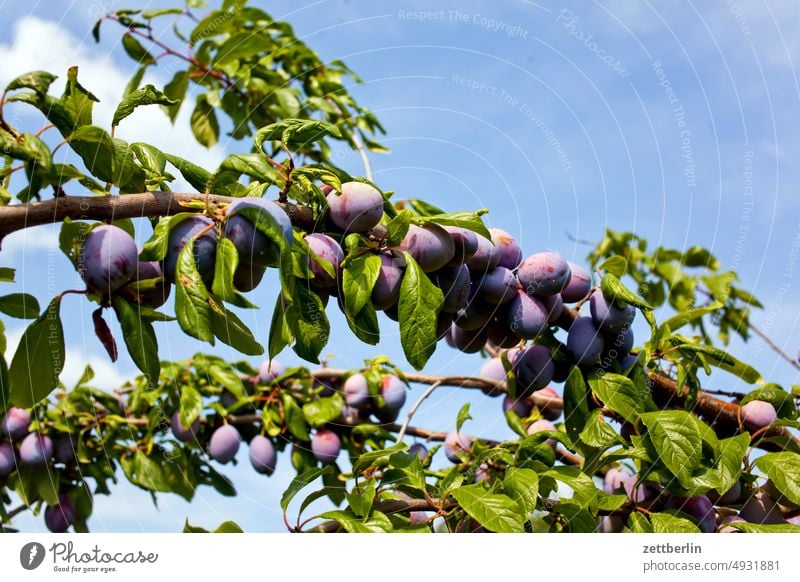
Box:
left=398, top=223, right=456, bottom=272
left=708, top=481, right=742, bottom=506
left=311, top=428, right=341, bottom=464
left=476, top=267, right=518, bottom=305
left=599, top=516, right=625, bottom=533
left=52, top=435, right=75, bottom=465
left=163, top=216, right=218, bottom=285
left=567, top=317, right=605, bottom=366
left=507, top=291, right=549, bottom=339
left=526, top=419, right=557, bottom=446
left=489, top=228, right=522, bottom=269
left=443, top=430, right=473, bottom=463
left=603, top=466, right=630, bottom=494
left=79, top=225, right=138, bottom=295
left=304, top=233, right=344, bottom=288
left=486, top=314, right=522, bottom=349
left=224, top=197, right=293, bottom=266
left=19, top=433, right=53, bottom=466
left=249, top=435, right=277, bottom=475
left=170, top=411, right=200, bottom=442
left=208, top=425, right=240, bottom=464
left=232, top=262, right=266, bottom=292
left=1, top=407, right=31, bottom=440
left=464, top=233, right=500, bottom=273
left=450, top=324, right=489, bottom=353
left=503, top=395, right=533, bottom=418
left=739, top=491, right=784, bottom=524
left=435, top=265, right=471, bottom=313
left=764, top=479, right=800, bottom=510
left=718, top=515, right=746, bottom=533
left=0, top=442, right=16, bottom=476
left=589, top=291, right=635, bottom=334
left=538, top=293, right=564, bottom=323
left=620, top=354, right=639, bottom=374
left=343, top=374, right=370, bottom=408
left=127, top=259, right=171, bottom=307
left=512, top=345, right=554, bottom=394
left=454, top=296, right=494, bottom=331
left=665, top=495, right=716, bottom=533
left=372, top=253, right=403, bottom=310
left=740, top=400, right=777, bottom=429
left=538, top=386, right=563, bottom=421
left=479, top=357, right=506, bottom=383
left=623, top=477, right=658, bottom=504
left=560, top=262, right=592, bottom=303
left=407, top=443, right=428, bottom=462
left=474, top=463, right=491, bottom=483
left=45, top=495, right=76, bottom=533
left=437, top=311, right=455, bottom=339
left=326, top=181, right=384, bottom=232
left=605, top=326, right=634, bottom=359
left=517, top=252, right=571, bottom=296
left=258, top=360, right=286, bottom=384
left=444, top=226, right=478, bottom=265
left=381, top=375, right=407, bottom=411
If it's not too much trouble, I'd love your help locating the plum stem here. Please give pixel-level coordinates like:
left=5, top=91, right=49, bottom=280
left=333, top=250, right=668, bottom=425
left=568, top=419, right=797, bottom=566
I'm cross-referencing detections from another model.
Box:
left=395, top=380, right=442, bottom=443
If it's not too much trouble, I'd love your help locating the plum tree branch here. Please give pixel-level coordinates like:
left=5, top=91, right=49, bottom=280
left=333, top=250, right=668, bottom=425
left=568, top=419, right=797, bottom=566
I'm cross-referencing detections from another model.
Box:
left=0, top=192, right=316, bottom=243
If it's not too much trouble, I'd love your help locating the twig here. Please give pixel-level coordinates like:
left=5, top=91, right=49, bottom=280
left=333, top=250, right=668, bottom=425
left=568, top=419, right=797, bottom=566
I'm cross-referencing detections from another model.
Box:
left=395, top=380, right=442, bottom=443
left=749, top=321, right=800, bottom=372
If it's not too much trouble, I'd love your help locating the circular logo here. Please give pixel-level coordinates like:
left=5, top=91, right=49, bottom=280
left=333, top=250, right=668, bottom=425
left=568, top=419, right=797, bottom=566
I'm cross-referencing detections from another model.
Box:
left=19, top=542, right=46, bottom=570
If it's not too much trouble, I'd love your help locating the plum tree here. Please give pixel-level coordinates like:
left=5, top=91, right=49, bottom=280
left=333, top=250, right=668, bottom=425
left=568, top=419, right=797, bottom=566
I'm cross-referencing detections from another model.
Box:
left=170, top=412, right=200, bottom=443
left=566, top=317, right=605, bottom=366
left=304, top=233, right=344, bottom=288
left=79, top=225, right=138, bottom=294
left=0, top=443, right=16, bottom=476
left=516, top=252, right=571, bottom=296
left=326, top=182, right=385, bottom=232
left=0, top=0, right=797, bottom=538
left=311, top=429, right=341, bottom=464
left=163, top=216, right=218, bottom=285
left=249, top=435, right=277, bottom=475
left=399, top=224, right=456, bottom=272
left=1, top=407, right=30, bottom=440
left=208, top=425, right=240, bottom=464
left=740, top=400, right=777, bottom=428
left=343, top=374, right=370, bottom=408
left=19, top=433, right=53, bottom=466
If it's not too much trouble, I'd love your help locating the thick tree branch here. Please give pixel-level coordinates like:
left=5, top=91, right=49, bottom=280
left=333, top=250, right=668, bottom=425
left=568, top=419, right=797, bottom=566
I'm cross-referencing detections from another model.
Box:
left=0, top=192, right=316, bottom=242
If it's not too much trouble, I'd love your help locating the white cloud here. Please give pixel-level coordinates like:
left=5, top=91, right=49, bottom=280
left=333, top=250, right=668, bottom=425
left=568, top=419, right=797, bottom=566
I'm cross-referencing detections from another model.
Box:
left=0, top=16, right=227, bottom=190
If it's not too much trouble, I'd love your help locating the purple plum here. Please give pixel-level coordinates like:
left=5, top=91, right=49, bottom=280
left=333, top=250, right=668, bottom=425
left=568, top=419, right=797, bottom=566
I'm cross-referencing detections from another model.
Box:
left=258, top=360, right=286, bottom=384
left=435, top=265, right=471, bottom=313
left=127, top=259, right=171, bottom=307
left=304, top=233, right=344, bottom=288
left=738, top=491, right=784, bottom=524
left=407, top=443, right=428, bottom=462
left=449, top=324, right=489, bottom=354
left=538, top=386, right=563, bottom=421
left=589, top=291, right=636, bottom=334
left=326, top=181, right=384, bottom=232
left=444, top=226, right=478, bottom=266
left=208, top=425, right=240, bottom=463
left=476, top=267, right=518, bottom=305
left=464, top=233, right=500, bottom=273
left=0, top=442, right=16, bottom=476
left=80, top=224, right=138, bottom=294
left=311, top=429, right=341, bottom=464
left=603, top=466, right=630, bottom=494
left=232, top=262, right=266, bottom=292
left=665, top=495, right=716, bottom=533
left=512, top=345, right=554, bottom=394
left=19, top=433, right=53, bottom=466
left=1, top=407, right=31, bottom=440
left=343, top=373, right=370, bottom=408
left=444, top=430, right=473, bottom=463
left=560, top=262, right=592, bottom=303
left=224, top=197, right=293, bottom=266
left=163, top=216, right=218, bottom=285
left=249, top=435, right=277, bottom=475
left=489, top=228, right=522, bottom=269
left=567, top=317, right=605, bottom=366
left=506, top=291, right=549, bottom=338
left=740, top=400, right=777, bottom=429
left=503, top=394, right=533, bottom=418
left=372, top=253, right=403, bottom=310
left=381, top=375, right=407, bottom=411
left=45, top=495, right=76, bottom=533
left=398, top=223, right=456, bottom=272
left=517, top=252, right=571, bottom=296
left=170, top=411, right=200, bottom=442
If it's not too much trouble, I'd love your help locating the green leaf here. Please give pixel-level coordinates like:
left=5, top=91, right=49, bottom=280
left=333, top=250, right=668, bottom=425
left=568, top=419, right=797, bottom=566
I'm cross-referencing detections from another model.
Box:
left=183, top=519, right=243, bottom=533
left=162, top=70, right=190, bottom=122
left=211, top=237, right=255, bottom=309
left=113, top=84, right=178, bottom=127
left=191, top=95, right=219, bottom=148
left=597, top=255, right=627, bottom=277
left=711, top=433, right=749, bottom=495
left=627, top=512, right=653, bottom=533
left=268, top=296, right=291, bottom=361
left=111, top=296, right=160, bottom=387
left=285, top=284, right=329, bottom=363
left=555, top=502, right=597, bottom=532
left=142, top=7, right=184, bottom=19
left=139, top=213, right=193, bottom=262
left=209, top=300, right=264, bottom=356
left=179, top=384, right=203, bottom=429
left=563, top=366, right=590, bottom=444
left=728, top=522, right=800, bottom=533
left=0, top=268, right=15, bottom=283
left=456, top=403, right=472, bottom=432
left=419, top=210, right=491, bottom=240
left=122, top=33, right=156, bottom=65
left=404, top=198, right=445, bottom=216
left=451, top=484, right=526, bottom=533
left=600, top=273, right=653, bottom=310
left=503, top=468, right=539, bottom=515
left=9, top=297, right=64, bottom=407
left=342, top=253, right=381, bottom=316
left=60, top=66, right=99, bottom=128
left=282, top=393, right=310, bottom=441
left=163, top=153, right=211, bottom=192
left=0, top=293, right=40, bottom=319
left=254, top=119, right=341, bottom=152
left=385, top=210, right=412, bottom=246
left=660, top=301, right=723, bottom=334
left=352, top=443, right=407, bottom=474
left=280, top=466, right=333, bottom=512
left=640, top=411, right=702, bottom=486
left=676, top=343, right=761, bottom=384
left=67, top=125, right=116, bottom=183
left=174, top=238, right=215, bottom=343
left=754, top=452, right=800, bottom=507
left=587, top=372, right=646, bottom=423
left=579, top=410, right=624, bottom=449
left=650, top=512, right=701, bottom=533
left=397, top=252, right=443, bottom=370
left=6, top=70, right=57, bottom=96
left=302, top=394, right=344, bottom=428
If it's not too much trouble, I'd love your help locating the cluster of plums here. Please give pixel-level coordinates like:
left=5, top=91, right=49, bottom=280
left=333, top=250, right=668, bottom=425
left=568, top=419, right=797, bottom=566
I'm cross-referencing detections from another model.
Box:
left=600, top=464, right=800, bottom=532
left=0, top=407, right=78, bottom=532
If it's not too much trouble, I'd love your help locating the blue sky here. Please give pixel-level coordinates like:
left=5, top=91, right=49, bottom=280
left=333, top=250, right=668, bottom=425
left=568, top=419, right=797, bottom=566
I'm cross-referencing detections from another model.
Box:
left=1, top=0, right=799, bottom=532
